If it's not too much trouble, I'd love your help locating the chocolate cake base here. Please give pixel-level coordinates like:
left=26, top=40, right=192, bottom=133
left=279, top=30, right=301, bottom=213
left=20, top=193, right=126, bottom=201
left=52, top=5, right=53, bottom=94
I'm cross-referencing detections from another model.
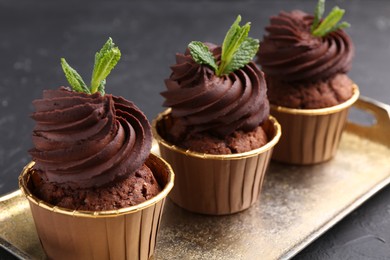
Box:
left=180, top=126, right=268, bottom=154
left=30, top=164, right=161, bottom=211
left=267, top=74, right=354, bottom=109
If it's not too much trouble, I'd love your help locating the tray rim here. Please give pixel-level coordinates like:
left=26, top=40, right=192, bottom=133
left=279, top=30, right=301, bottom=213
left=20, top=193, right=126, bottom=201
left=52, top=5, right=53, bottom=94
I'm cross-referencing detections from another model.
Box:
left=282, top=174, right=390, bottom=259
left=1, top=96, right=389, bottom=260
left=0, top=233, right=29, bottom=260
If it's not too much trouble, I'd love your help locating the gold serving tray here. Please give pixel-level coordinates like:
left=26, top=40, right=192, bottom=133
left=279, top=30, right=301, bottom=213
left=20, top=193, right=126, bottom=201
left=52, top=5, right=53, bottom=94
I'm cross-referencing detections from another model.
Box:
left=1, top=97, right=390, bottom=260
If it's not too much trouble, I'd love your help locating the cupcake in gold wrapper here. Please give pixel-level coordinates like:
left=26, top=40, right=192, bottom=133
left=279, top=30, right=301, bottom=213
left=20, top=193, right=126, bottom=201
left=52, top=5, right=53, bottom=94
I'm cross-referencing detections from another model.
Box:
left=257, top=1, right=359, bottom=165
left=19, top=38, right=174, bottom=260
left=154, top=16, right=281, bottom=215
left=19, top=154, right=174, bottom=260
left=153, top=110, right=280, bottom=215
left=270, top=86, right=359, bottom=164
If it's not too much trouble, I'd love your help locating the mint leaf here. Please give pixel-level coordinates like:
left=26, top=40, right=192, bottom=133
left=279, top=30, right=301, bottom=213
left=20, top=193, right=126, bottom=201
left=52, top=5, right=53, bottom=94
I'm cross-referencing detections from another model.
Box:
left=312, top=7, right=345, bottom=37
left=217, top=15, right=252, bottom=76
left=332, top=21, right=351, bottom=32
left=187, top=15, right=259, bottom=77
left=60, top=38, right=121, bottom=95
left=311, top=0, right=325, bottom=32
left=221, top=15, right=242, bottom=64
left=223, top=37, right=259, bottom=74
left=188, top=41, right=218, bottom=71
left=98, top=79, right=106, bottom=95
left=60, top=58, right=90, bottom=94
left=90, top=37, right=121, bottom=94
left=311, top=1, right=350, bottom=37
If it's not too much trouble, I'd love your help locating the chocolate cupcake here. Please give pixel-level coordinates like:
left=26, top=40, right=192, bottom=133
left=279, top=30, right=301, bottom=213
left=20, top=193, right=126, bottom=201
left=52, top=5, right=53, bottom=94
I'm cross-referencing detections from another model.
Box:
left=153, top=16, right=281, bottom=215
left=257, top=0, right=359, bottom=164
left=19, top=38, right=174, bottom=260
left=162, top=43, right=270, bottom=154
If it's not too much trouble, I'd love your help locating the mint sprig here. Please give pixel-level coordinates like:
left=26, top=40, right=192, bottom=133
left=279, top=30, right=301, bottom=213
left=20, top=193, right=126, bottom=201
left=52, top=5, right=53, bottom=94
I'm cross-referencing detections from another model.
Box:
left=60, top=58, right=90, bottom=94
left=61, top=37, right=121, bottom=95
left=188, top=15, right=259, bottom=77
left=188, top=41, right=218, bottom=71
left=311, top=0, right=325, bottom=32
left=311, top=0, right=350, bottom=37
left=223, top=37, right=259, bottom=74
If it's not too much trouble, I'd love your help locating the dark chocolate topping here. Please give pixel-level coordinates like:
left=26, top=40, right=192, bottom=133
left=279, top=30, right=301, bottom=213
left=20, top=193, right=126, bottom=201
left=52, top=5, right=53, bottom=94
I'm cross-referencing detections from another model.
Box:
left=162, top=43, right=269, bottom=139
left=257, top=10, right=354, bottom=83
left=29, top=87, right=152, bottom=189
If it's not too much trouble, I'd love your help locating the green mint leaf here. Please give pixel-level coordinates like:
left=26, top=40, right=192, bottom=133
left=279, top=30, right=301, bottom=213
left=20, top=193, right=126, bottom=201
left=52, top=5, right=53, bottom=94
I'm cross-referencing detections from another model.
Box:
left=312, top=6, right=346, bottom=37
left=321, top=21, right=351, bottom=36
left=223, top=37, right=259, bottom=74
left=217, top=15, right=252, bottom=76
left=311, top=0, right=325, bottom=32
left=90, top=37, right=121, bottom=94
left=188, top=41, right=218, bottom=71
left=333, top=21, right=351, bottom=31
left=60, top=38, right=121, bottom=95
left=60, top=58, right=90, bottom=94
left=98, top=79, right=106, bottom=95
left=187, top=15, right=259, bottom=77
left=220, top=15, right=242, bottom=64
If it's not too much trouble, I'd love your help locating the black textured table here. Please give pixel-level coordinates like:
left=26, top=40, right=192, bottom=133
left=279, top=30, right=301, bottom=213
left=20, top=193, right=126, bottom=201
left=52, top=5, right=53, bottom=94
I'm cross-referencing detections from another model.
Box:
left=1, top=0, right=389, bottom=259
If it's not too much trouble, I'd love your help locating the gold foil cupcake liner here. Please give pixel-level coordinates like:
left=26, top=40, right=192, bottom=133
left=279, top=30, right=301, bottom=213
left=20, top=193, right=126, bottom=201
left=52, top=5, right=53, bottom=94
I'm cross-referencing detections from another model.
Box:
left=270, top=84, right=360, bottom=165
left=152, top=110, right=281, bottom=215
left=18, top=153, right=174, bottom=260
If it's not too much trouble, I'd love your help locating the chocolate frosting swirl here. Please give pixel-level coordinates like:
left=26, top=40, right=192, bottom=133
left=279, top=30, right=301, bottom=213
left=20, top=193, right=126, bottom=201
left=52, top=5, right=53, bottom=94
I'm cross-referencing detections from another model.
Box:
left=29, top=87, right=152, bottom=189
left=257, top=10, right=354, bottom=82
left=162, top=44, right=269, bottom=139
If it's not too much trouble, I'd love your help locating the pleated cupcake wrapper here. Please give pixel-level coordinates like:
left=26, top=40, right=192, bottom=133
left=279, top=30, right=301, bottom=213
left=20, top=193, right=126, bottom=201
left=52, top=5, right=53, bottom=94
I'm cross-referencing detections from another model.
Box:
left=152, top=110, right=281, bottom=215
left=270, top=84, right=360, bottom=165
left=18, top=153, right=174, bottom=260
